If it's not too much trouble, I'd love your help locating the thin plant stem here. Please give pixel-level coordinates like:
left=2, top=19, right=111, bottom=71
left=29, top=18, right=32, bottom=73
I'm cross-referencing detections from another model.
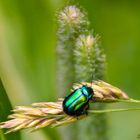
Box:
left=88, top=108, right=140, bottom=114
left=115, top=99, right=140, bottom=104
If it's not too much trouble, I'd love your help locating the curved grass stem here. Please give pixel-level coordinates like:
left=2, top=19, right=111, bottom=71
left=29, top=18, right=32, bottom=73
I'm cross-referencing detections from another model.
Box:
left=115, top=99, right=140, bottom=104
left=88, top=108, right=140, bottom=114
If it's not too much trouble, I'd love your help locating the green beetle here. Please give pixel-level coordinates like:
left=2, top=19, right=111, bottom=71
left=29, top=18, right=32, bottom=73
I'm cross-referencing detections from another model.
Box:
left=63, top=85, right=94, bottom=116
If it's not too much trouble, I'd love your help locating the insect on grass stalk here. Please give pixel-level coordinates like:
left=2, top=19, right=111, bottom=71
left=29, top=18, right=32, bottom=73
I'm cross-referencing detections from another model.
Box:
left=0, top=81, right=140, bottom=133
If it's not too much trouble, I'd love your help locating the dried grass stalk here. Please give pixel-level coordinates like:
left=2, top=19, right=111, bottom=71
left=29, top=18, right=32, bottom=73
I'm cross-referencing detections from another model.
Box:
left=0, top=80, right=139, bottom=133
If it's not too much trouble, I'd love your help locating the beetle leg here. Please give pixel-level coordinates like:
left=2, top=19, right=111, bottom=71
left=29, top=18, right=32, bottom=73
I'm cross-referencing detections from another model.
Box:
left=84, top=104, right=89, bottom=116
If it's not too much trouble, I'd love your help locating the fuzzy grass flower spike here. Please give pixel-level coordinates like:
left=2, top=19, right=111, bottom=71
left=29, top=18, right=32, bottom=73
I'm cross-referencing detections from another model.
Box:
left=59, top=5, right=87, bottom=26
left=1, top=80, right=140, bottom=133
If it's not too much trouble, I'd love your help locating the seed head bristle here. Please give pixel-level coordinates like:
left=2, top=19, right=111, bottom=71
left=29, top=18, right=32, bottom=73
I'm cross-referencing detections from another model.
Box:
left=0, top=80, right=135, bottom=133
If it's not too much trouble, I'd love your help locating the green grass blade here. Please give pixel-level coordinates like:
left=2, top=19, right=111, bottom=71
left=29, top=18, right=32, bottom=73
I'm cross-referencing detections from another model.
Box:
left=0, top=79, right=21, bottom=140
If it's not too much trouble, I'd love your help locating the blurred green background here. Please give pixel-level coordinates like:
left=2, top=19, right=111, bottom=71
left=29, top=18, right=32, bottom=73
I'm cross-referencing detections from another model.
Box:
left=0, top=0, right=140, bottom=140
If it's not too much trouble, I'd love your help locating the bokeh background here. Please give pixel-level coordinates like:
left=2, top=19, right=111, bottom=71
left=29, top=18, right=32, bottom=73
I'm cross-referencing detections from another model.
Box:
left=0, top=0, right=140, bottom=140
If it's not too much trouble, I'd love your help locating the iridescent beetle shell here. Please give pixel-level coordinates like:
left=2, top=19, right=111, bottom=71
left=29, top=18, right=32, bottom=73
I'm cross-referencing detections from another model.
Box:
left=63, top=85, right=94, bottom=116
